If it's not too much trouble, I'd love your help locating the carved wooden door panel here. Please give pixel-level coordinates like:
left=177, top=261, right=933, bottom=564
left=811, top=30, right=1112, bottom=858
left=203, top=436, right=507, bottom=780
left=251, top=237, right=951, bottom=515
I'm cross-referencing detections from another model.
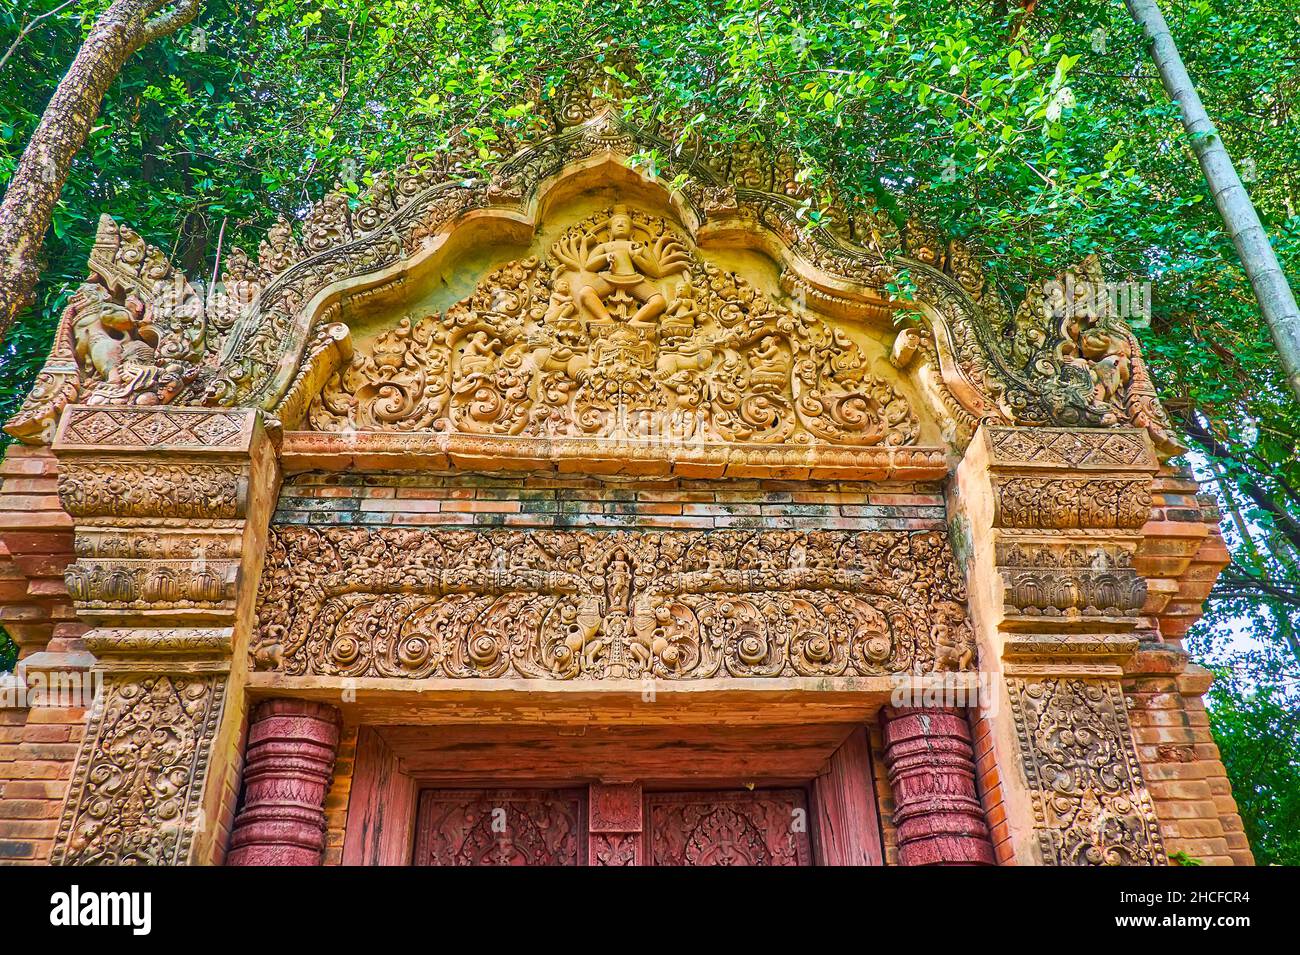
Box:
left=413, top=789, right=586, bottom=866
left=645, top=790, right=814, bottom=866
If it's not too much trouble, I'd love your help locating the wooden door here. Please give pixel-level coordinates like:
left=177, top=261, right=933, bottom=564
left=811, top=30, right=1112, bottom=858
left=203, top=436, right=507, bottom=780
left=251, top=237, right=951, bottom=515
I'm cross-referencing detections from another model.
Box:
left=644, top=789, right=814, bottom=866
left=412, top=786, right=818, bottom=866
left=412, top=788, right=586, bottom=866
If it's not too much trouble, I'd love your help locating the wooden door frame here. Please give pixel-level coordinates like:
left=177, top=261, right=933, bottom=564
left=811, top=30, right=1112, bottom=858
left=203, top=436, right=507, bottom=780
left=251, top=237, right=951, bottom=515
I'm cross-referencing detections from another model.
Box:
left=341, top=724, right=884, bottom=866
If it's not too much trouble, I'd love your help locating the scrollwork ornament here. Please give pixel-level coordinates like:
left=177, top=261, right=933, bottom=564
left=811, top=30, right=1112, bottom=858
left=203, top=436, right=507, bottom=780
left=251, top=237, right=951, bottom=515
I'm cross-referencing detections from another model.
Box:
left=254, top=527, right=975, bottom=681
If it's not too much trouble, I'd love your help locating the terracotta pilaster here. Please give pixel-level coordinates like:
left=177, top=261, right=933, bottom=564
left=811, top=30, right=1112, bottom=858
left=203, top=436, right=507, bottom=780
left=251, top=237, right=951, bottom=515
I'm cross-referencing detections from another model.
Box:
left=951, top=425, right=1166, bottom=866
left=47, top=406, right=280, bottom=865
left=227, top=699, right=341, bottom=866
left=880, top=707, right=993, bottom=865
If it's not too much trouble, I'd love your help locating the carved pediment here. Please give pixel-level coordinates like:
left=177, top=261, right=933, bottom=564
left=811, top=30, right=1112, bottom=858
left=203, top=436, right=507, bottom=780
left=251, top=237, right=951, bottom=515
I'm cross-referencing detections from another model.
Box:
left=308, top=206, right=919, bottom=450
left=6, top=102, right=1182, bottom=459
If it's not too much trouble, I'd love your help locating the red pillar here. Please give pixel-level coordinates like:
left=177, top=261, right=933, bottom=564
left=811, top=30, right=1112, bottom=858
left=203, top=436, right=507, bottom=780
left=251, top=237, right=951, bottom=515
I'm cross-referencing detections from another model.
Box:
left=227, top=699, right=341, bottom=866
left=880, top=707, right=994, bottom=865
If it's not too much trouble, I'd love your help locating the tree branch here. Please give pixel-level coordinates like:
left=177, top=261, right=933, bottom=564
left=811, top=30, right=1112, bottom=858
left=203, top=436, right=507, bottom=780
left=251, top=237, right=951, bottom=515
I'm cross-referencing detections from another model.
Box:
left=0, top=0, right=77, bottom=75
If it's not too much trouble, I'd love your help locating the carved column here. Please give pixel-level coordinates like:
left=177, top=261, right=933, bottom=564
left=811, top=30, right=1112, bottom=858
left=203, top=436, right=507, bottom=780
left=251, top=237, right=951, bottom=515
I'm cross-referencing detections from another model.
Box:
left=952, top=425, right=1165, bottom=865
left=48, top=406, right=280, bottom=865
left=588, top=783, right=643, bottom=866
left=880, top=707, right=994, bottom=865
left=227, top=700, right=341, bottom=866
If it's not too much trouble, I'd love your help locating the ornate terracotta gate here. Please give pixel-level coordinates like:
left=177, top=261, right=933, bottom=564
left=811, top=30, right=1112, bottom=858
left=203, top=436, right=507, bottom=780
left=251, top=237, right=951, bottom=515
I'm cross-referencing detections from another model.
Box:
left=1, top=79, right=1249, bottom=868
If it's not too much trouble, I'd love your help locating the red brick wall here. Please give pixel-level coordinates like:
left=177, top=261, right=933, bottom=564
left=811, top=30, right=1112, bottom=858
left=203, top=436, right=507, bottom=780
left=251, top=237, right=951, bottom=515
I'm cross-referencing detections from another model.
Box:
left=322, top=725, right=358, bottom=866
left=0, top=446, right=85, bottom=866
left=970, top=710, right=1014, bottom=865
left=273, top=472, right=949, bottom=532
left=1129, top=465, right=1253, bottom=866
left=0, top=445, right=75, bottom=658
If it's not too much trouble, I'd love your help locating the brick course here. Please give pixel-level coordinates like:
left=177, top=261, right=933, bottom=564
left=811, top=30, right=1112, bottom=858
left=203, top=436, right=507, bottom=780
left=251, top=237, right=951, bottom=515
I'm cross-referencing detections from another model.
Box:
left=275, top=472, right=949, bottom=532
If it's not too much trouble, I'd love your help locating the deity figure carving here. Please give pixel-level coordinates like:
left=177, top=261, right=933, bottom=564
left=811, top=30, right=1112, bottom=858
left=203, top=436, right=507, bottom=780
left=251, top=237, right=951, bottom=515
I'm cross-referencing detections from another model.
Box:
left=552, top=204, right=691, bottom=325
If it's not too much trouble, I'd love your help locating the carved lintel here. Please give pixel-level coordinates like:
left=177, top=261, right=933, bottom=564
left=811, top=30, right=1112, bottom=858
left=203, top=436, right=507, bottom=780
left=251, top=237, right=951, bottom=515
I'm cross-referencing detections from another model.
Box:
left=254, top=526, right=977, bottom=682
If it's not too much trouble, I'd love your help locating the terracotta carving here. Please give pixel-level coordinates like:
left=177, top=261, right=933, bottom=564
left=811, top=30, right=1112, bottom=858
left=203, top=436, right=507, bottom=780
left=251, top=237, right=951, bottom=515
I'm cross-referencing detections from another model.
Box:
left=1008, top=677, right=1165, bottom=866
left=50, top=674, right=227, bottom=866
left=253, top=527, right=976, bottom=680
left=7, top=92, right=1180, bottom=461
left=309, top=208, right=920, bottom=448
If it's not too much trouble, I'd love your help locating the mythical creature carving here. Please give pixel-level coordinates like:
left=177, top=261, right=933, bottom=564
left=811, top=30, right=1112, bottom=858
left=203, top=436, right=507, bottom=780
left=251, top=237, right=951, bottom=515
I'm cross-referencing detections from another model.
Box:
left=252, top=526, right=975, bottom=680
left=310, top=208, right=920, bottom=447
left=6, top=218, right=207, bottom=442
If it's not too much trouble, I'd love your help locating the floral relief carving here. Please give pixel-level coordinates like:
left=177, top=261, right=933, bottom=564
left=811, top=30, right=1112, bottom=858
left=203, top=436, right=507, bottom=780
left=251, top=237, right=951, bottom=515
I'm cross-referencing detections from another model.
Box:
left=51, top=674, right=227, bottom=866
left=309, top=207, right=920, bottom=448
left=57, top=463, right=245, bottom=520
left=1008, top=677, right=1165, bottom=866
left=645, top=791, right=812, bottom=866
left=253, top=526, right=976, bottom=680
left=591, top=833, right=639, bottom=866
left=413, top=790, right=585, bottom=866
left=994, top=477, right=1151, bottom=530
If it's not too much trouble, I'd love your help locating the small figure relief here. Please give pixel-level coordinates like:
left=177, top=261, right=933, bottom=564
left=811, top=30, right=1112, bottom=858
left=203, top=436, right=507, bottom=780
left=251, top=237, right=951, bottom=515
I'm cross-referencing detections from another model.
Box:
left=748, top=335, right=792, bottom=394
left=603, top=547, right=635, bottom=614
left=552, top=204, right=691, bottom=326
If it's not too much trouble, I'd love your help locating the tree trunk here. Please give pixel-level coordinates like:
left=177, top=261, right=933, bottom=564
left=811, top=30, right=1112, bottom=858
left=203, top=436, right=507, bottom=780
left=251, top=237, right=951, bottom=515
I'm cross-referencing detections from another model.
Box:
left=1125, top=0, right=1300, bottom=404
left=0, top=0, right=202, bottom=344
